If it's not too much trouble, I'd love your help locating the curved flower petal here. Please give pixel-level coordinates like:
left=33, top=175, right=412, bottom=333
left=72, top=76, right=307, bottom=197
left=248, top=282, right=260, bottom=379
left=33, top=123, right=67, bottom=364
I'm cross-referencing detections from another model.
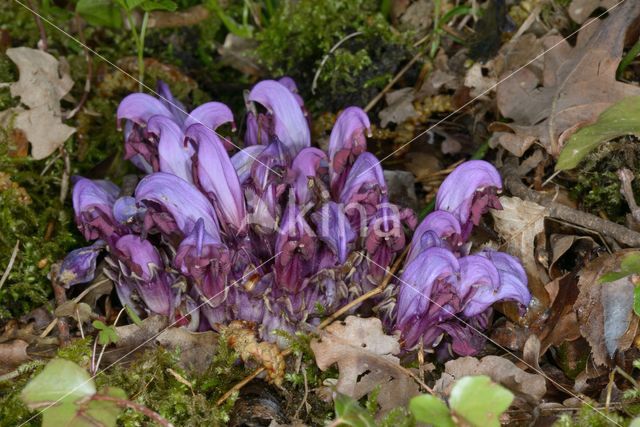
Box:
left=72, top=177, right=121, bottom=241
left=466, top=250, right=531, bottom=317
left=408, top=210, right=462, bottom=261
left=175, top=218, right=231, bottom=307
left=328, top=107, right=370, bottom=195
left=58, top=240, right=106, bottom=288
left=231, top=145, right=267, bottom=185
left=365, top=203, right=405, bottom=277
left=187, top=123, right=246, bottom=234
left=135, top=172, right=220, bottom=240
left=114, top=234, right=174, bottom=316
left=457, top=254, right=500, bottom=301
left=113, top=196, right=145, bottom=225
left=435, top=160, right=502, bottom=238
left=116, top=93, right=173, bottom=128
left=147, top=115, right=193, bottom=183
left=184, top=101, right=235, bottom=148
left=274, top=196, right=318, bottom=293
left=156, top=80, right=187, bottom=125
left=395, top=247, right=459, bottom=334
left=339, top=152, right=386, bottom=217
left=248, top=80, right=310, bottom=156
left=311, top=202, right=355, bottom=264
left=289, top=147, right=327, bottom=204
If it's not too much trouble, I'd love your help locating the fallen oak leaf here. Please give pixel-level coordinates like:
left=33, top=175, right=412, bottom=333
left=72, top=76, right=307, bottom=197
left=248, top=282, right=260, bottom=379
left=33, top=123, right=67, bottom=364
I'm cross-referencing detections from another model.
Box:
left=568, top=0, right=620, bottom=24
left=489, top=1, right=640, bottom=157
left=310, top=316, right=420, bottom=413
left=434, top=355, right=546, bottom=404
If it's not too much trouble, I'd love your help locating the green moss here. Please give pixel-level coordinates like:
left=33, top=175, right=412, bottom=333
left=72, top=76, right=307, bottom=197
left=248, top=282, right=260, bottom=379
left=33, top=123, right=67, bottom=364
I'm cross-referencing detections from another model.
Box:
left=256, top=0, right=412, bottom=111
left=572, top=138, right=640, bottom=223
left=0, top=361, right=45, bottom=427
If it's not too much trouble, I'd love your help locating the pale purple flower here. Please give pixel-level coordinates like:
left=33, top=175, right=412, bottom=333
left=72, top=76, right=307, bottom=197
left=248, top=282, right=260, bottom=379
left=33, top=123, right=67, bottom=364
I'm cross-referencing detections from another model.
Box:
left=135, top=172, right=220, bottom=240
left=289, top=147, right=327, bottom=205
left=311, top=202, right=355, bottom=264
left=72, top=177, right=122, bottom=241
left=187, top=124, right=246, bottom=235
left=231, top=145, right=267, bottom=185
left=435, top=160, right=502, bottom=239
left=247, top=80, right=310, bottom=157
left=58, top=240, right=106, bottom=288
left=328, top=107, right=370, bottom=195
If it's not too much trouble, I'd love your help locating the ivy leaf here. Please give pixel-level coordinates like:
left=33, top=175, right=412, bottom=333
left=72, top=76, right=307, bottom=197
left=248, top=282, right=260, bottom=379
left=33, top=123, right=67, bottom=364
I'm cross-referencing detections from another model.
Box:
left=76, top=0, right=122, bottom=28
left=93, top=320, right=119, bottom=346
left=556, top=96, right=640, bottom=171
left=409, top=394, right=455, bottom=427
left=333, top=393, right=377, bottom=427
left=449, top=376, right=513, bottom=427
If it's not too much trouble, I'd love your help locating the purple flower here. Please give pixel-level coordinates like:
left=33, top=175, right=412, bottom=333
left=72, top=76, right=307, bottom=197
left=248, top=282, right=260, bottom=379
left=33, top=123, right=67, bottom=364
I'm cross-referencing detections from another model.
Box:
left=328, top=107, right=370, bottom=195
left=187, top=124, right=246, bottom=235
left=147, top=115, right=193, bottom=183
left=395, top=247, right=460, bottom=349
left=340, top=152, right=387, bottom=222
left=231, top=145, right=267, bottom=185
left=469, top=249, right=530, bottom=317
left=113, top=196, right=145, bottom=226
left=135, top=172, right=220, bottom=240
left=247, top=80, right=310, bottom=157
left=72, top=177, right=122, bottom=241
left=184, top=102, right=235, bottom=150
left=58, top=240, right=106, bottom=288
left=157, top=80, right=188, bottom=124
left=274, top=196, right=318, bottom=293
left=435, top=160, right=502, bottom=239
left=174, top=219, right=231, bottom=307
left=457, top=255, right=500, bottom=303
left=311, top=202, right=355, bottom=264
left=407, top=211, right=463, bottom=263
left=114, top=234, right=175, bottom=317
left=289, top=147, right=327, bottom=205
left=365, top=203, right=406, bottom=277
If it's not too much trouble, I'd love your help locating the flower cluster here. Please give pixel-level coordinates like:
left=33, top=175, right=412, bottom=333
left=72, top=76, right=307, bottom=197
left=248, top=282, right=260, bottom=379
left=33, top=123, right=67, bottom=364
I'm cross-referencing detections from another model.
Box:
left=63, top=78, right=417, bottom=341
left=62, top=78, right=530, bottom=352
left=389, top=160, right=531, bottom=357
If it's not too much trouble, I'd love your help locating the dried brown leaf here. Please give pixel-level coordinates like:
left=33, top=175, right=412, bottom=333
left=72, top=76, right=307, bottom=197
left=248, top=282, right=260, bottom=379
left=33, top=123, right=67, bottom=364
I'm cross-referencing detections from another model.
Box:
left=569, top=0, right=619, bottom=24
left=490, top=2, right=640, bottom=157
left=310, top=316, right=419, bottom=413
left=434, top=355, right=547, bottom=403
left=575, top=253, right=640, bottom=366
left=0, top=339, right=29, bottom=372
left=378, top=88, right=418, bottom=128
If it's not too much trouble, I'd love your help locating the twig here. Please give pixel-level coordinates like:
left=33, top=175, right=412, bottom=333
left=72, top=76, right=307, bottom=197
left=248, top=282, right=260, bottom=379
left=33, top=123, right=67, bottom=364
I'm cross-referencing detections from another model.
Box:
left=65, top=15, right=92, bottom=120
left=364, top=51, right=424, bottom=113
left=147, top=4, right=210, bottom=29
left=294, top=367, right=310, bottom=419
left=617, top=168, right=640, bottom=223
left=312, top=32, right=363, bottom=94
left=49, top=264, right=71, bottom=346
left=59, top=149, right=71, bottom=204
left=502, top=161, right=640, bottom=247
left=617, top=36, right=640, bottom=79
left=26, top=0, right=48, bottom=51
left=0, top=240, right=19, bottom=290
left=90, top=394, right=174, bottom=427
left=217, top=248, right=409, bottom=406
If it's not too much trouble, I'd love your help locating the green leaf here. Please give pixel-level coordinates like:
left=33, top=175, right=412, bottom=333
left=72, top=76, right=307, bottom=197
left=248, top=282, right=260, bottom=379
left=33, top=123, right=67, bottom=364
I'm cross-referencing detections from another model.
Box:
left=556, top=96, right=640, bottom=171
left=333, top=393, right=377, bottom=427
left=409, top=394, right=455, bottom=427
left=599, top=252, right=640, bottom=283
left=140, top=0, right=177, bottom=12
left=93, top=320, right=119, bottom=345
left=634, top=286, right=640, bottom=317
left=449, top=376, right=513, bottom=427
left=125, top=304, right=143, bottom=326
left=81, top=387, right=127, bottom=427
left=21, top=358, right=96, bottom=407
left=76, top=0, right=122, bottom=28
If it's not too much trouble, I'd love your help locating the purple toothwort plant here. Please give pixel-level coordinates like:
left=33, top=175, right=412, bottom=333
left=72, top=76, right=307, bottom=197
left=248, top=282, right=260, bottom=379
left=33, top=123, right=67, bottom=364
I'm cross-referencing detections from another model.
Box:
left=65, top=78, right=530, bottom=354
left=390, top=159, right=530, bottom=357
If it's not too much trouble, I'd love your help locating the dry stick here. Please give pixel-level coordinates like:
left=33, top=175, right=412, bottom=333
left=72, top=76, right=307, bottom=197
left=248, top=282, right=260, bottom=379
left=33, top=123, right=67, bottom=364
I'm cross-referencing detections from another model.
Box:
left=501, top=162, right=640, bottom=247
left=26, top=0, right=48, bottom=50
left=217, top=248, right=410, bottom=406
left=0, top=240, right=19, bottom=290
left=364, top=51, right=424, bottom=113
left=65, top=15, right=93, bottom=120
left=90, top=394, right=174, bottom=427
left=49, top=265, right=71, bottom=346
